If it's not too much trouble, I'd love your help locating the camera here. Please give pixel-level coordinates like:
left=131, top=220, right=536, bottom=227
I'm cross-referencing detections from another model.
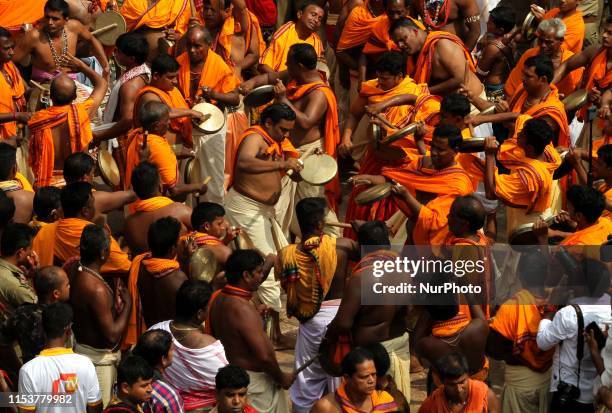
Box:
left=556, top=380, right=581, bottom=405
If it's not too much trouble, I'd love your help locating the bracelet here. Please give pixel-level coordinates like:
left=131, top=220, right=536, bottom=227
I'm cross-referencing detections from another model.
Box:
left=464, top=15, right=480, bottom=24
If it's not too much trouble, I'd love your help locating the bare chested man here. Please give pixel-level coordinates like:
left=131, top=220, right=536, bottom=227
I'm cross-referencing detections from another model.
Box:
left=412, top=0, right=482, bottom=50
left=71, top=223, right=131, bottom=406
left=207, top=249, right=294, bottom=413
left=136, top=217, right=189, bottom=327
left=390, top=17, right=484, bottom=99
left=124, top=162, right=192, bottom=255
left=13, top=0, right=109, bottom=82
left=224, top=103, right=302, bottom=347
left=0, top=143, right=33, bottom=224
left=323, top=221, right=412, bottom=401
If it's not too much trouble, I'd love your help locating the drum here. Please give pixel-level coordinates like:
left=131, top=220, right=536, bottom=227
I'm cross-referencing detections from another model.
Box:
left=509, top=215, right=555, bottom=250
left=458, top=137, right=485, bottom=153
left=189, top=247, right=218, bottom=283
left=355, top=182, right=393, bottom=205
left=300, top=153, right=338, bottom=185
left=192, top=102, right=226, bottom=134
left=370, top=123, right=384, bottom=142
left=97, top=149, right=120, bottom=187
left=243, top=85, right=275, bottom=107
left=184, top=157, right=201, bottom=185
left=562, top=89, right=588, bottom=112
left=521, top=12, right=538, bottom=41
left=92, top=10, right=126, bottom=46
left=379, top=123, right=418, bottom=145
left=27, top=82, right=51, bottom=112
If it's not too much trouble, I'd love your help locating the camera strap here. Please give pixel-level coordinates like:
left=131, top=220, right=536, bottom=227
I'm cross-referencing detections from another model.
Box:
left=558, top=305, right=585, bottom=387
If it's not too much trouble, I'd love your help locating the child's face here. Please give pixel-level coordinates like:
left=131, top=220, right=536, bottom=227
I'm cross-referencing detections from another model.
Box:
left=126, top=378, right=153, bottom=404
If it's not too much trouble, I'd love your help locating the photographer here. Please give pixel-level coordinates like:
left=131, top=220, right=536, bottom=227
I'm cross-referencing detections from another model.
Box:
left=536, top=259, right=611, bottom=412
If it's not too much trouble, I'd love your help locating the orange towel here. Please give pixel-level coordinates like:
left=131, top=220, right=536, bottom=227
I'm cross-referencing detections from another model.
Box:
left=362, top=15, right=424, bottom=55
left=125, top=129, right=178, bottom=191
left=131, top=196, right=174, bottom=213
left=561, top=218, right=612, bottom=246
left=413, top=31, right=475, bottom=85
left=120, top=0, right=193, bottom=34
left=180, top=230, right=224, bottom=246
left=578, top=48, right=612, bottom=122
left=259, top=22, right=323, bottom=72
left=336, top=2, right=381, bottom=51
left=543, top=8, right=584, bottom=53
left=335, top=382, right=397, bottom=412
left=0, top=61, right=26, bottom=139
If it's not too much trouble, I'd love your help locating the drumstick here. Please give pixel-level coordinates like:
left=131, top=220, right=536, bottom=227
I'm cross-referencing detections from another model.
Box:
left=202, top=176, right=212, bottom=185
left=372, top=113, right=398, bottom=131
left=294, top=354, right=320, bottom=375
left=325, top=222, right=352, bottom=229
left=92, top=23, right=118, bottom=36
left=30, top=80, right=48, bottom=92
left=285, top=159, right=304, bottom=177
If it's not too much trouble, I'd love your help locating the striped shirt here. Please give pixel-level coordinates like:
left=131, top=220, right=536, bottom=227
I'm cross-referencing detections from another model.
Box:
left=144, top=372, right=184, bottom=413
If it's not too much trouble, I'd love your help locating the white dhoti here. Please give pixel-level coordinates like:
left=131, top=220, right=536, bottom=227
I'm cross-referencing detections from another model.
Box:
left=193, top=123, right=228, bottom=205
left=501, top=365, right=551, bottom=413
left=246, top=370, right=289, bottom=413
left=275, top=175, right=296, bottom=240
left=74, top=342, right=121, bottom=407
left=225, top=188, right=288, bottom=312
left=290, top=300, right=342, bottom=413
left=381, top=332, right=411, bottom=403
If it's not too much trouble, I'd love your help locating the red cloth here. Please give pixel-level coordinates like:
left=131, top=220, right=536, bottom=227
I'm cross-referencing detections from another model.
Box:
left=245, top=0, right=277, bottom=26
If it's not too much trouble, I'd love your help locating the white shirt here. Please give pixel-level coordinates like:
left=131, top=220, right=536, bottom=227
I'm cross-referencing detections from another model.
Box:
left=18, top=347, right=102, bottom=412
left=537, top=296, right=611, bottom=404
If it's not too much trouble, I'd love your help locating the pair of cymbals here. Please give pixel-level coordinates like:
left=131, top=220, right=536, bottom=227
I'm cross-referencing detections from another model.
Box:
left=192, top=102, right=226, bottom=134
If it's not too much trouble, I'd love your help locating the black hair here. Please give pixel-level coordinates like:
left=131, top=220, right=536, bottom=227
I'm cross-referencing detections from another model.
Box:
left=300, top=1, right=323, bottom=11
left=117, top=355, right=154, bottom=387
left=225, top=249, right=264, bottom=285
left=0, top=192, right=15, bottom=229
left=389, top=16, right=421, bottom=35
left=151, top=53, right=180, bottom=75
left=341, top=347, right=375, bottom=377
left=148, top=217, right=181, bottom=257
left=42, top=302, right=72, bottom=340
left=1, top=222, right=34, bottom=257
left=63, top=152, right=95, bottom=184
left=362, top=343, right=391, bottom=377
left=116, top=32, right=149, bottom=65
left=489, top=5, right=516, bottom=33
left=0, top=27, right=11, bottom=39
left=191, top=202, right=225, bottom=230
left=0, top=142, right=16, bottom=180
left=44, top=0, right=70, bottom=18
left=60, top=182, right=93, bottom=218
left=375, top=51, right=405, bottom=77
left=260, top=103, right=296, bottom=126
left=426, top=304, right=460, bottom=321
left=524, top=55, right=554, bottom=83
left=357, top=221, right=390, bottom=247
left=598, top=144, right=612, bottom=167
left=133, top=329, right=173, bottom=368
left=295, top=197, right=326, bottom=235
left=521, top=118, right=553, bottom=156
left=79, top=224, right=109, bottom=265
left=433, top=124, right=463, bottom=151
left=132, top=161, right=161, bottom=200
left=175, top=280, right=213, bottom=321
left=435, top=352, right=469, bottom=381
left=583, top=258, right=611, bottom=298
left=33, top=187, right=61, bottom=222
left=287, top=43, right=317, bottom=70
left=139, top=101, right=170, bottom=132
left=34, top=266, right=65, bottom=301
left=517, top=251, right=548, bottom=288
left=451, top=195, right=485, bottom=232
left=441, top=93, right=470, bottom=118
left=215, top=365, right=250, bottom=391
left=567, top=185, right=606, bottom=224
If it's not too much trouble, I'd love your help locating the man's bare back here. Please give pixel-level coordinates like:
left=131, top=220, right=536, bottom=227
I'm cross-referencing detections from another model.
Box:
left=430, top=38, right=483, bottom=97
left=124, top=202, right=192, bottom=254
left=6, top=190, right=34, bottom=224
left=324, top=238, right=358, bottom=301
left=286, top=89, right=328, bottom=148
left=138, top=268, right=187, bottom=327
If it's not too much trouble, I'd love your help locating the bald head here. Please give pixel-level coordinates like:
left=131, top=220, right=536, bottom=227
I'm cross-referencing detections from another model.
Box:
left=449, top=195, right=486, bottom=234
left=34, top=266, right=70, bottom=304
left=50, top=74, right=77, bottom=106
left=139, top=101, right=170, bottom=132
left=187, top=25, right=213, bottom=44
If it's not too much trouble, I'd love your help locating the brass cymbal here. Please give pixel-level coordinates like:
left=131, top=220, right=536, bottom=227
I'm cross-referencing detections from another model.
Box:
left=355, top=182, right=393, bottom=205
left=509, top=214, right=556, bottom=249
left=521, top=12, right=538, bottom=41
left=189, top=247, right=218, bottom=283
left=243, top=85, right=275, bottom=107
left=379, top=123, right=418, bottom=145
left=97, top=149, right=120, bottom=187
left=192, top=102, right=226, bottom=134
left=562, top=89, right=588, bottom=112
left=300, top=153, right=338, bottom=185
left=458, top=137, right=485, bottom=153
left=92, top=10, right=127, bottom=46
left=184, top=157, right=201, bottom=185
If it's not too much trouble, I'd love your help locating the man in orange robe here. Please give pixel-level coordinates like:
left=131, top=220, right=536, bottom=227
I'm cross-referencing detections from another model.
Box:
left=558, top=185, right=612, bottom=247
left=504, top=19, right=584, bottom=99
left=32, top=182, right=131, bottom=275
left=390, top=18, right=483, bottom=99
left=536, top=0, right=585, bottom=53
left=120, top=0, right=195, bottom=35
left=592, top=144, right=612, bottom=220
left=176, top=26, right=244, bottom=201
left=0, top=28, right=27, bottom=140
left=259, top=3, right=324, bottom=73
left=27, top=60, right=107, bottom=188
left=419, top=353, right=500, bottom=412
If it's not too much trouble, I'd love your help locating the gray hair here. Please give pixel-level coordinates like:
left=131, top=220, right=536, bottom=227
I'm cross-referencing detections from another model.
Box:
left=537, top=18, right=566, bottom=39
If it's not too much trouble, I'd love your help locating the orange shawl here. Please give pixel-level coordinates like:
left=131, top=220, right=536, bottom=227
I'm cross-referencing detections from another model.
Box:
left=131, top=196, right=174, bottom=213
left=176, top=51, right=239, bottom=106
left=413, top=195, right=456, bottom=246
left=135, top=86, right=193, bottom=147
left=28, top=101, right=93, bottom=188
left=561, top=218, right=612, bottom=246
left=413, top=31, right=475, bottom=85
left=335, top=382, right=398, bottom=412
left=490, top=289, right=555, bottom=372
left=432, top=303, right=471, bottom=337
left=0, top=0, right=45, bottom=31
left=259, top=22, right=323, bottom=72
left=180, top=231, right=224, bottom=246
left=205, top=285, right=253, bottom=336
left=211, top=8, right=266, bottom=68
left=286, top=79, right=340, bottom=211
left=123, top=253, right=181, bottom=348
left=32, top=218, right=131, bottom=274
left=419, top=379, right=489, bottom=413
left=362, top=15, right=425, bottom=54
left=336, top=3, right=381, bottom=51
left=509, top=85, right=570, bottom=148
left=0, top=61, right=26, bottom=139
left=504, top=46, right=584, bottom=99
left=125, top=129, right=178, bottom=191
left=120, top=0, right=193, bottom=34
left=579, top=48, right=612, bottom=121
left=543, top=8, right=584, bottom=53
